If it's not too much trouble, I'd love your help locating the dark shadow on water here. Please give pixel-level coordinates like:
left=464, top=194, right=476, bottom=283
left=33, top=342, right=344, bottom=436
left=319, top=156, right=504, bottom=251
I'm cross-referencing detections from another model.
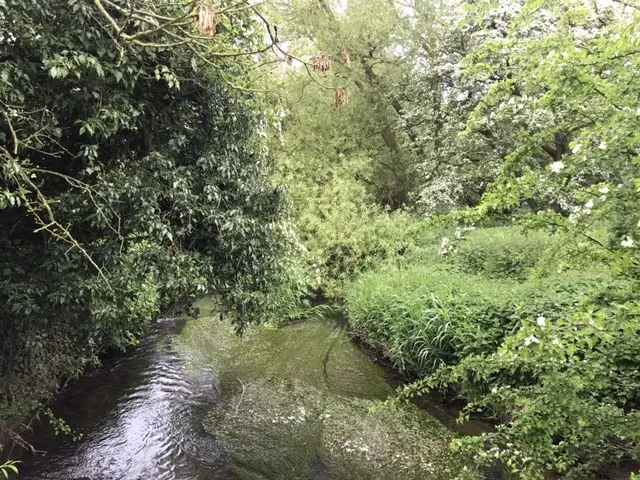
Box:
left=309, top=458, right=334, bottom=480
left=347, top=332, right=494, bottom=437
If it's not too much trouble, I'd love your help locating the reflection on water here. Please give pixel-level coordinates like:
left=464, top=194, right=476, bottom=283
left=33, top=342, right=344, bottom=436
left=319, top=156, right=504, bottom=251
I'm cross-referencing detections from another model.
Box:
left=20, top=318, right=225, bottom=480
left=19, top=298, right=463, bottom=480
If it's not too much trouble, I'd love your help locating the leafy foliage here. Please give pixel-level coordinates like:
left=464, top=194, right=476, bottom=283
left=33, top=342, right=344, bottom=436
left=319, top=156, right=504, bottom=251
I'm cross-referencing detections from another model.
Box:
left=0, top=461, right=19, bottom=479
left=346, top=236, right=608, bottom=376
left=451, top=227, right=552, bottom=280
left=420, top=293, right=640, bottom=479
left=0, top=0, right=289, bottom=440
left=347, top=223, right=638, bottom=478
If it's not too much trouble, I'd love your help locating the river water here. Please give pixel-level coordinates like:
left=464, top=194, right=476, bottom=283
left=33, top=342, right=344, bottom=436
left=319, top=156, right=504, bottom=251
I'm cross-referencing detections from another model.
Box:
left=18, top=297, right=466, bottom=480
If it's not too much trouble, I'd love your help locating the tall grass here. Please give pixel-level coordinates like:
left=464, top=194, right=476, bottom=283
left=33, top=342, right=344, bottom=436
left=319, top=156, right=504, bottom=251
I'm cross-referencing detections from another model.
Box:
left=346, top=261, right=608, bottom=378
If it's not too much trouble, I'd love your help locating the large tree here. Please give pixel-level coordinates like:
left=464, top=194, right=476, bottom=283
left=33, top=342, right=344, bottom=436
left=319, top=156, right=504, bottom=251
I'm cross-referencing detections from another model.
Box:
left=0, top=0, right=288, bottom=437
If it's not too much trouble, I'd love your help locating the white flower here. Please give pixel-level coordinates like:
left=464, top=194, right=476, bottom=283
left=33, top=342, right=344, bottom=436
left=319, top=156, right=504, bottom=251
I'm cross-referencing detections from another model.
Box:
left=568, top=213, right=579, bottom=225
left=524, top=335, right=540, bottom=346
left=599, top=142, right=607, bottom=150
left=440, top=237, right=449, bottom=248
left=491, top=387, right=498, bottom=394
left=637, top=219, right=640, bottom=229
left=621, top=236, right=634, bottom=248
left=536, top=315, right=546, bottom=327
left=599, top=187, right=609, bottom=194
left=572, top=144, right=582, bottom=154
left=584, top=200, right=594, bottom=210
left=550, top=161, right=565, bottom=173
left=552, top=338, right=562, bottom=347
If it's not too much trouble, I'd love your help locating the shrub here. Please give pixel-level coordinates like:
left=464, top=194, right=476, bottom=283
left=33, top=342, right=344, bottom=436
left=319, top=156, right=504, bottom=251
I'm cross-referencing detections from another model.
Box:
left=298, top=207, right=443, bottom=299
left=410, top=292, right=640, bottom=479
left=451, top=227, right=552, bottom=281
left=347, top=224, right=638, bottom=478
left=346, top=265, right=607, bottom=378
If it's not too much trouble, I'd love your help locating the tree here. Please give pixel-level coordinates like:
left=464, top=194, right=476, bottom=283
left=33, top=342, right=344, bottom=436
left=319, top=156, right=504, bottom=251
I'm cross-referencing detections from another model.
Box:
left=271, top=0, right=421, bottom=208
left=401, top=1, right=640, bottom=476
left=0, top=0, right=288, bottom=440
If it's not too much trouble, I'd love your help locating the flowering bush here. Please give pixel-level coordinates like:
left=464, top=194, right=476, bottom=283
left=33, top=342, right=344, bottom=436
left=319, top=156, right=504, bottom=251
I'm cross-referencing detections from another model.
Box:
left=350, top=222, right=638, bottom=477
left=408, top=293, right=640, bottom=479
left=385, top=0, right=640, bottom=476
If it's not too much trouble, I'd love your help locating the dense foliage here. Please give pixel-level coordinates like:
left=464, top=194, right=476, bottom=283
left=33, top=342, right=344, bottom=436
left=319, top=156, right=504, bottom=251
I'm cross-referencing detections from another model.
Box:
left=3, top=0, right=640, bottom=478
left=271, top=0, right=640, bottom=478
left=0, top=0, right=289, bottom=441
left=347, top=230, right=609, bottom=376
left=347, top=227, right=639, bottom=478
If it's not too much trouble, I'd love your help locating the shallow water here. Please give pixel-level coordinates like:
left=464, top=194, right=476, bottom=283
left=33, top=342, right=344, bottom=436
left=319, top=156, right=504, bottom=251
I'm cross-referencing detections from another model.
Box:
left=18, top=297, right=461, bottom=479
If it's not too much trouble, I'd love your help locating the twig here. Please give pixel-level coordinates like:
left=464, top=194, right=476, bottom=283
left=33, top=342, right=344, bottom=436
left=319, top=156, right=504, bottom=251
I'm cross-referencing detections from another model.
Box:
left=18, top=173, right=112, bottom=287
left=2, top=110, right=19, bottom=155
left=234, top=378, right=246, bottom=415
left=252, top=6, right=338, bottom=91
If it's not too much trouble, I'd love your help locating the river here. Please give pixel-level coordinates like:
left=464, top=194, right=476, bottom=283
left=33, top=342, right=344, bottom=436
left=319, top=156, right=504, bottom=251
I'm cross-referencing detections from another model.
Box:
left=18, top=296, right=469, bottom=480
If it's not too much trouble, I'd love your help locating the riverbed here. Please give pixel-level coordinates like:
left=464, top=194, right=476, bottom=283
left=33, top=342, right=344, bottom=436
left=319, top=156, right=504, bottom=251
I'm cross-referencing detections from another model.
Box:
left=18, top=296, right=465, bottom=479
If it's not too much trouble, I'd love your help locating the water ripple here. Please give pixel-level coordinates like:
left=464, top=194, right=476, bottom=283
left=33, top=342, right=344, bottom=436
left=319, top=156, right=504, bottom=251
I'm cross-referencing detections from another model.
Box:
left=20, top=318, right=224, bottom=480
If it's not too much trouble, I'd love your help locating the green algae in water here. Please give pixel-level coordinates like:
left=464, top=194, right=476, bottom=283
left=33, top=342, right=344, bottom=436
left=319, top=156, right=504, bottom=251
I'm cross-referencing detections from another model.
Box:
left=177, top=296, right=461, bottom=479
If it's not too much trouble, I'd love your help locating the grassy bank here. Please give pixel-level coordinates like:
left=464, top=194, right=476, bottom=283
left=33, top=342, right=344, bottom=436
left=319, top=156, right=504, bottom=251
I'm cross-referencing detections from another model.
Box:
left=344, top=225, right=640, bottom=479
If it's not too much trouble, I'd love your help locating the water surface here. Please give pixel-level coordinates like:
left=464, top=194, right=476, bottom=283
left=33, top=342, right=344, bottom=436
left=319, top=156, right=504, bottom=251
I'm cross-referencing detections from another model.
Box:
left=20, top=297, right=460, bottom=479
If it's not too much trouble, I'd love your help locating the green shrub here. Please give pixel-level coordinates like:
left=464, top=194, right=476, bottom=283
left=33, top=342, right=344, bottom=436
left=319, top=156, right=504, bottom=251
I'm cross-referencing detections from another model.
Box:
left=451, top=227, right=552, bottom=280
left=298, top=207, right=447, bottom=299
left=348, top=225, right=638, bottom=478
left=346, top=222, right=637, bottom=478
left=346, top=266, right=608, bottom=378
left=411, top=292, right=640, bottom=479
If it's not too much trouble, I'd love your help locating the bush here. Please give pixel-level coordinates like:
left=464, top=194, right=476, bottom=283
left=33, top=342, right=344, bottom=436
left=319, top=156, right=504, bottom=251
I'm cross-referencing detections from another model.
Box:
left=346, top=265, right=607, bottom=378
left=346, top=224, right=639, bottom=478
left=451, top=227, right=552, bottom=280
left=297, top=206, right=442, bottom=299
left=415, top=292, right=640, bottom=479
